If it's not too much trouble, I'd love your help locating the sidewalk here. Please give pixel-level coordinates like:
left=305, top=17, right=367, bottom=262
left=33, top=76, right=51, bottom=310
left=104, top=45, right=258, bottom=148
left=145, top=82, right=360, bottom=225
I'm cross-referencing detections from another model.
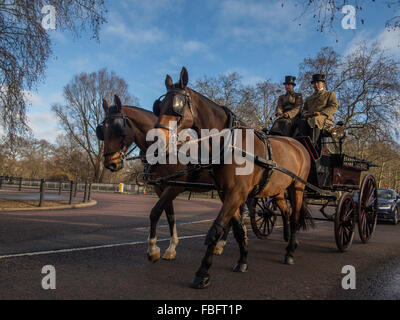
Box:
left=0, top=190, right=97, bottom=212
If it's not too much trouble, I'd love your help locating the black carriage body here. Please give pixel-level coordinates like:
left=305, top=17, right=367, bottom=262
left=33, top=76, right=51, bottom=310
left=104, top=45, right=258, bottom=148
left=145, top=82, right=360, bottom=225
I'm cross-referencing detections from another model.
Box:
left=310, top=153, right=371, bottom=191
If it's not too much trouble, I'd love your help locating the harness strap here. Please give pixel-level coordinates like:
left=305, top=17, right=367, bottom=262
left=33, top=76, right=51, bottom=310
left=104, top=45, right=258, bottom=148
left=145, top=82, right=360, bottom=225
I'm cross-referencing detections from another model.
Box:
left=249, top=131, right=273, bottom=198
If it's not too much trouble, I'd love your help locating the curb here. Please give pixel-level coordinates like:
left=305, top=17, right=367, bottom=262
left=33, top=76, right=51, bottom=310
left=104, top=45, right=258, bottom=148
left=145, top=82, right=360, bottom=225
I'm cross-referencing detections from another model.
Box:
left=0, top=200, right=98, bottom=212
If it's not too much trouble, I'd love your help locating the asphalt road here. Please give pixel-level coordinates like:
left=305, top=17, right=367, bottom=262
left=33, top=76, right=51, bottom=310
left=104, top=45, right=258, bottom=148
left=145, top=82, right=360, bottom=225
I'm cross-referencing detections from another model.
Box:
left=0, top=192, right=399, bottom=300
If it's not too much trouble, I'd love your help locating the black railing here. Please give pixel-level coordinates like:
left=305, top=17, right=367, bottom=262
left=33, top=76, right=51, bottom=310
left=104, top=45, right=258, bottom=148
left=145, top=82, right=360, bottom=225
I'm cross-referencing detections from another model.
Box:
left=0, top=176, right=217, bottom=207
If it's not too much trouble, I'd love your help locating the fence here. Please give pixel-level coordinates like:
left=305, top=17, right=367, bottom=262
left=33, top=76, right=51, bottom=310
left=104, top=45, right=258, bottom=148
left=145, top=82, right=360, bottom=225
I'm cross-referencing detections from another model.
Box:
left=0, top=176, right=217, bottom=207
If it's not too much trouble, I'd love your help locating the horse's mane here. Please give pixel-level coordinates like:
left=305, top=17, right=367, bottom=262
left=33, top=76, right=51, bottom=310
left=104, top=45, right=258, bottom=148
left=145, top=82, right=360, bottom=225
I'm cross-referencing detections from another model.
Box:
left=189, top=88, right=248, bottom=127
left=122, top=105, right=157, bottom=119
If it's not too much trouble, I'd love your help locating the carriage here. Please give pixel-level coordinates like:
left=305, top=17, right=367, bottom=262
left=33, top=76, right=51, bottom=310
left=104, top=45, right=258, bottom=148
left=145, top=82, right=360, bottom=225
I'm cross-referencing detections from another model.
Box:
left=249, top=125, right=378, bottom=252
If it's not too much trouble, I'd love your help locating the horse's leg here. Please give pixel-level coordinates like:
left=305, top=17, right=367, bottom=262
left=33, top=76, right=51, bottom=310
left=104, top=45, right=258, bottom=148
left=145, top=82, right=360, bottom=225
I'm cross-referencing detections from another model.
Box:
left=148, top=187, right=180, bottom=263
left=191, top=198, right=241, bottom=289
left=162, top=200, right=178, bottom=260
left=214, top=204, right=249, bottom=255
left=275, top=193, right=290, bottom=243
left=284, top=186, right=303, bottom=265
left=213, top=220, right=231, bottom=255
left=213, top=191, right=230, bottom=255
left=232, top=210, right=249, bottom=273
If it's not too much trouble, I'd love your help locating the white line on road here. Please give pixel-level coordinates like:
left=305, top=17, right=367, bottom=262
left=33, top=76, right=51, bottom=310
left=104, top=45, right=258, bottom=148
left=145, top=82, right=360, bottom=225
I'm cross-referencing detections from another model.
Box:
left=0, top=234, right=207, bottom=260
left=0, top=219, right=329, bottom=260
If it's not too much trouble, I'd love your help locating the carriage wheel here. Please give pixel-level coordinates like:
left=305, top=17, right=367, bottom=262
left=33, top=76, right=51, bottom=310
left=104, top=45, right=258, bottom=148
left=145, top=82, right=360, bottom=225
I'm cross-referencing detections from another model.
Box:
left=248, top=198, right=278, bottom=240
left=358, top=175, right=378, bottom=243
left=334, top=193, right=356, bottom=252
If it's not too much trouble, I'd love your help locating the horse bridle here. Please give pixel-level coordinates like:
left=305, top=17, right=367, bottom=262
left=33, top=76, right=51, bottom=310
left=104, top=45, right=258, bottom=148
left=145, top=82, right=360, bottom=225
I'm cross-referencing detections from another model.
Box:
left=96, top=111, right=137, bottom=160
left=153, top=88, right=195, bottom=131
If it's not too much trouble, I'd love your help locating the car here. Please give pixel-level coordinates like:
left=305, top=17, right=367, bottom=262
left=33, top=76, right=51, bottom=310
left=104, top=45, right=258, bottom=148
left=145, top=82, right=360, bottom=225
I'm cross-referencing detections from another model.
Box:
left=376, top=189, right=400, bottom=225
left=352, top=189, right=400, bottom=225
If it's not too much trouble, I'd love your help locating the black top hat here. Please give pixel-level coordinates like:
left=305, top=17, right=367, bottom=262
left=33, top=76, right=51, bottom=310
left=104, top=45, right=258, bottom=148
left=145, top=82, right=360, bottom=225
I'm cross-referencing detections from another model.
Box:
left=283, top=76, right=296, bottom=86
left=311, top=74, right=326, bottom=84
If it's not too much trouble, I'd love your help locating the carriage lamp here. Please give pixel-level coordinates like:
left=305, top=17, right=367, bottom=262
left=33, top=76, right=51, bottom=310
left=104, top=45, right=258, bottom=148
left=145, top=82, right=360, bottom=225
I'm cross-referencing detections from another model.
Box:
left=331, top=126, right=346, bottom=141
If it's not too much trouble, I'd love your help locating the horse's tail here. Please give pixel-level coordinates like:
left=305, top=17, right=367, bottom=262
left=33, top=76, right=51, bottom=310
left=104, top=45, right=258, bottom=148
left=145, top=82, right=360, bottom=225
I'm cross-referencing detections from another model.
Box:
left=298, top=201, right=315, bottom=231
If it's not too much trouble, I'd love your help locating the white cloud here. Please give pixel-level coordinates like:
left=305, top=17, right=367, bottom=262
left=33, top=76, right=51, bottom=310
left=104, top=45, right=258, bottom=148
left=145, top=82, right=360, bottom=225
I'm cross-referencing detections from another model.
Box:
left=105, top=22, right=165, bottom=44
left=27, top=112, right=62, bottom=143
left=377, top=29, right=400, bottom=55
left=344, top=28, right=400, bottom=57
left=215, top=0, right=310, bottom=44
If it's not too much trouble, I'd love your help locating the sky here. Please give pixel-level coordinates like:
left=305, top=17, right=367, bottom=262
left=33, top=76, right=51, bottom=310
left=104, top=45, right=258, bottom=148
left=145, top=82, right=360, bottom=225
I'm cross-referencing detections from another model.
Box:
left=22, top=0, right=400, bottom=143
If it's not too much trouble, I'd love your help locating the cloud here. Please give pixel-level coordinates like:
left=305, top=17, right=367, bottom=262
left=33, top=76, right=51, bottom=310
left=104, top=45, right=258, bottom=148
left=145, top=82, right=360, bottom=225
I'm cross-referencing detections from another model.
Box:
left=27, top=112, right=63, bottom=143
left=105, top=21, right=165, bottom=44
left=344, top=28, right=400, bottom=57
left=215, top=0, right=310, bottom=45
left=377, top=28, right=400, bottom=55
left=23, top=91, right=64, bottom=143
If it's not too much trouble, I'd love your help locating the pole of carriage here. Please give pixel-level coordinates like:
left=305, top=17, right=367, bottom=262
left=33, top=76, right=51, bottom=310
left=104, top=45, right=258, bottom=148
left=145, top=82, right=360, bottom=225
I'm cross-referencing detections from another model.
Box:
left=39, top=179, right=45, bottom=207
left=69, top=180, right=74, bottom=205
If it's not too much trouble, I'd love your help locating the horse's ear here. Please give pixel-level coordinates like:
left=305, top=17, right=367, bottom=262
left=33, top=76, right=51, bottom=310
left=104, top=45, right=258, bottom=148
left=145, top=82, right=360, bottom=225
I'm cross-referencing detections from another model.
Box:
left=180, top=67, right=189, bottom=89
left=102, top=99, right=109, bottom=113
left=114, top=95, right=122, bottom=112
left=165, top=75, right=173, bottom=89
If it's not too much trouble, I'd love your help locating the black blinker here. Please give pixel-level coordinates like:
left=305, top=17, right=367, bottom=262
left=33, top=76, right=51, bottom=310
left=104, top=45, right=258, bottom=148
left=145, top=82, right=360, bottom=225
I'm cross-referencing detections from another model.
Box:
left=96, top=124, right=104, bottom=141
left=153, top=99, right=161, bottom=117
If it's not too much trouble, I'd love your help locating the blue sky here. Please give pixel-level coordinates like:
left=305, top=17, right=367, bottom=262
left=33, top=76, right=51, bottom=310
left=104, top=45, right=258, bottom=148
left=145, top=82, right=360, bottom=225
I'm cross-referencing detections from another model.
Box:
left=22, top=0, right=399, bottom=143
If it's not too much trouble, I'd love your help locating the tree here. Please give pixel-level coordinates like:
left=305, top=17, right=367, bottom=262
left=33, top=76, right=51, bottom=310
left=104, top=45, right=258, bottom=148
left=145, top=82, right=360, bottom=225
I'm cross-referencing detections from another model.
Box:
left=0, top=0, right=107, bottom=137
left=193, top=72, right=242, bottom=109
left=298, top=42, right=400, bottom=140
left=283, top=0, right=400, bottom=32
left=52, top=69, right=138, bottom=182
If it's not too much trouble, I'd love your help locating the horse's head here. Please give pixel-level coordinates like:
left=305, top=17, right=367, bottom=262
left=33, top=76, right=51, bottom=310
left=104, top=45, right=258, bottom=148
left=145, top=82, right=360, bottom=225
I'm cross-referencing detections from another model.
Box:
left=97, top=95, right=135, bottom=172
left=152, top=67, right=197, bottom=150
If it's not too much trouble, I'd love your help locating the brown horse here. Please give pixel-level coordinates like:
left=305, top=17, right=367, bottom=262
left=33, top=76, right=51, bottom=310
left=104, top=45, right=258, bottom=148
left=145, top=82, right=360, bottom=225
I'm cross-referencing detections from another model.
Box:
left=99, top=96, right=235, bottom=262
left=153, top=67, right=313, bottom=289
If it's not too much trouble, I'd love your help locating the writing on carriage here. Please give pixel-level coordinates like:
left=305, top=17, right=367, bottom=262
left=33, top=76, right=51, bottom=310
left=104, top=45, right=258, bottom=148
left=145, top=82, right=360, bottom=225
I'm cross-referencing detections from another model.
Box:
left=146, top=122, right=255, bottom=175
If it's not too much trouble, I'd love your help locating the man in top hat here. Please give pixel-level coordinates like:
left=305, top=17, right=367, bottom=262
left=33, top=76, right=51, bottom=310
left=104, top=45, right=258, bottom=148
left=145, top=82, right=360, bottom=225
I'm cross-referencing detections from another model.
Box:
left=297, top=73, right=338, bottom=145
left=269, top=76, right=302, bottom=137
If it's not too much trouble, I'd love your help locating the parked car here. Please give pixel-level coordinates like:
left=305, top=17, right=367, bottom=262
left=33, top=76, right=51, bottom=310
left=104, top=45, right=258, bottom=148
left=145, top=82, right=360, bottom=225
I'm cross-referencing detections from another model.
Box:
left=352, top=189, right=400, bottom=225
left=376, top=189, right=400, bottom=225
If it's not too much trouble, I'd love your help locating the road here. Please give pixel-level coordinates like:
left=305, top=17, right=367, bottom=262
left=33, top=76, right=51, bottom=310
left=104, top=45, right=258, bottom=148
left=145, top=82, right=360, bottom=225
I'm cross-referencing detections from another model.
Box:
left=0, top=192, right=399, bottom=300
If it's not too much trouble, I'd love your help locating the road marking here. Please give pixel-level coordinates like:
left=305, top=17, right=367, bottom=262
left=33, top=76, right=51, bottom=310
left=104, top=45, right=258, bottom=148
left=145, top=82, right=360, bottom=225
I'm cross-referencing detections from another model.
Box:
left=133, top=219, right=215, bottom=231
left=0, top=234, right=207, bottom=260
left=0, top=219, right=329, bottom=260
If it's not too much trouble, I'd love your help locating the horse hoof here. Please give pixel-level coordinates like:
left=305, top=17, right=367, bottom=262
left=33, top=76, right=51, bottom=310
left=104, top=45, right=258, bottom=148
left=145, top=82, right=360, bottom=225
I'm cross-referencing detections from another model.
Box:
left=213, top=247, right=224, bottom=255
left=233, top=263, right=248, bottom=273
left=284, top=256, right=295, bottom=265
left=147, top=251, right=161, bottom=263
left=162, top=250, right=176, bottom=261
left=191, top=275, right=211, bottom=289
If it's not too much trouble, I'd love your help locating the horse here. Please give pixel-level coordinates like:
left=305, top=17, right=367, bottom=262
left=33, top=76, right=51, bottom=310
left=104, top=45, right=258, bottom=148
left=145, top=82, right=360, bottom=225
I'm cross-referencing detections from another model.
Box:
left=153, top=67, right=314, bottom=289
left=98, top=95, right=238, bottom=262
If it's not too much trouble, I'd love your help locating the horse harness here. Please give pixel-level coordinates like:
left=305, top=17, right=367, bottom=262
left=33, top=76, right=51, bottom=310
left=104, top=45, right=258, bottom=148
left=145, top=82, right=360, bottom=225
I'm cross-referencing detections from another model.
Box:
left=153, top=88, right=195, bottom=131
left=96, top=107, right=137, bottom=160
